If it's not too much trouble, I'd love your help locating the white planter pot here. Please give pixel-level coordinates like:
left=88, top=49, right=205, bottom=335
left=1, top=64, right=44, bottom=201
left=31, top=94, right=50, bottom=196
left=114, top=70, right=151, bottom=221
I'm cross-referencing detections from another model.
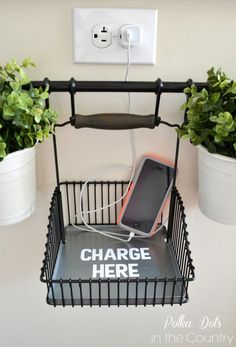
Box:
left=0, top=147, right=36, bottom=225
left=198, top=144, right=236, bottom=224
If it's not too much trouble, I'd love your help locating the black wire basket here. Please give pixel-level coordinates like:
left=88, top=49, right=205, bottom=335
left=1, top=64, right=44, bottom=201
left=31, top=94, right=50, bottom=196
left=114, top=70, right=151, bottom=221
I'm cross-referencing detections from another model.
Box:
left=39, top=78, right=195, bottom=307
left=40, top=181, right=195, bottom=307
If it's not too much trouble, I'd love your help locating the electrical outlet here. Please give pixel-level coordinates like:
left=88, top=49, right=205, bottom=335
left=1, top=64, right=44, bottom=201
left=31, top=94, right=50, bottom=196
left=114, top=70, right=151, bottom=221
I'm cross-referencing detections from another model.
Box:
left=92, top=24, right=112, bottom=48
left=73, top=8, right=158, bottom=64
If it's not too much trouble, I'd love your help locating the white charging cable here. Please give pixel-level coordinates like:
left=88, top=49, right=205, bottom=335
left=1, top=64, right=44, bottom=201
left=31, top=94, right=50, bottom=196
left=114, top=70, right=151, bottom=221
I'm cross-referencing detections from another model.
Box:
left=73, top=35, right=135, bottom=242
left=73, top=33, right=167, bottom=241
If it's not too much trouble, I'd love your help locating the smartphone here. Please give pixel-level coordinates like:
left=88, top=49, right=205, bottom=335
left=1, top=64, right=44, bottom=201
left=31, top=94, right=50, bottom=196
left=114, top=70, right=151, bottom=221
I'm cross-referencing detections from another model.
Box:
left=117, top=154, right=175, bottom=237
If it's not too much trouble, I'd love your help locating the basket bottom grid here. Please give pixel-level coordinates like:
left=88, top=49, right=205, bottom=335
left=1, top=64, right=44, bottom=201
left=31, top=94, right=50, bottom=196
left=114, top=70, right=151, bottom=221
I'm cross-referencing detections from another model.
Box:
left=47, top=225, right=186, bottom=306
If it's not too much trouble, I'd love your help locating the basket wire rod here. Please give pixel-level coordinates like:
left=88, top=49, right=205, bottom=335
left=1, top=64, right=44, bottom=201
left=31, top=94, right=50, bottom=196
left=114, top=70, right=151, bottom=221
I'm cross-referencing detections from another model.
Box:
left=182, top=248, right=189, bottom=279
left=177, top=225, right=184, bottom=274
left=117, top=278, right=120, bottom=307
left=179, top=213, right=185, bottom=275
left=154, top=78, right=163, bottom=125
left=171, top=278, right=177, bottom=306
left=171, top=199, right=179, bottom=260
left=126, top=279, right=130, bottom=307
left=66, top=183, right=71, bottom=225
left=180, top=236, right=187, bottom=277
left=87, top=185, right=91, bottom=224
left=73, top=183, right=77, bottom=224
left=159, top=120, right=180, bottom=129
left=121, top=183, right=124, bottom=206
left=94, top=183, right=97, bottom=224
left=46, top=237, right=52, bottom=277
left=153, top=278, right=158, bottom=307
left=167, top=136, right=180, bottom=242
left=98, top=279, right=101, bottom=307
left=69, top=279, right=75, bottom=307
left=45, top=92, right=60, bottom=189
left=79, top=279, right=83, bottom=307
left=114, top=183, right=118, bottom=221
left=186, top=266, right=191, bottom=292
left=45, top=81, right=65, bottom=243
left=162, top=277, right=167, bottom=306
left=181, top=244, right=188, bottom=279
left=144, top=278, right=148, bottom=307
left=79, top=182, right=84, bottom=221
left=51, top=130, right=60, bottom=187
left=135, top=278, right=139, bottom=307
left=108, top=182, right=111, bottom=224
left=89, top=279, right=92, bottom=307
left=101, top=182, right=104, bottom=224
left=51, top=220, right=56, bottom=268
left=175, top=201, right=182, bottom=264
left=49, top=280, right=56, bottom=307
left=69, top=78, right=76, bottom=124
left=57, top=190, right=65, bottom=243
left=60, top=279, right=65, bottom=307
left=180, top=278, right=186, bottom=305
left=107, top=279, right=111, bottom=307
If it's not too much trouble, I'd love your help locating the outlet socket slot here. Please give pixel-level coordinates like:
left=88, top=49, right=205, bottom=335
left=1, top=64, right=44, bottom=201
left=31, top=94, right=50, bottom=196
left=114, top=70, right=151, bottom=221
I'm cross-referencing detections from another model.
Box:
left=92, top=24, right=112, bottom=48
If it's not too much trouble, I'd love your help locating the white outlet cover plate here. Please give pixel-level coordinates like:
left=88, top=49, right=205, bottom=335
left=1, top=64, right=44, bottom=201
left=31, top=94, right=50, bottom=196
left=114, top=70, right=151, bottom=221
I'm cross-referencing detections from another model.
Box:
left=73, top=8, right=158, bottom=64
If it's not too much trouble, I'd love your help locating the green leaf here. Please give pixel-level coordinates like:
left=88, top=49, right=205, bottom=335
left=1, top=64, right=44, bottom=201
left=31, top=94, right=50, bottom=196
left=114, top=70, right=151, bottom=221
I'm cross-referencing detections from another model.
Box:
left=201, top=88, right=208, bottom=100
left=191, top=84, right=197, bottom=94
left=14, top=133, right=23, bottom=147
left=183, top=87, right=191, bottom=94
left=40, top=91, right=48, bottom=100
left=233, top=143, right=236, bottom=151
left=217, top=112, right=232, bottom=124
left=215, top=134, right=223, bottom=143
left=0, top=142, right=6, bottom=158
left=210, top=92, right=220, bottom=103
left=36, top=130, right=43, bottom=141
left=12, top=113, right=33, bottom=128
left=7, top=91, right=20, bottom=105
left=224, top=100, right=235, bottom=113
left=3, top=105, right=15, bottom=118
left=219, top=80, right=229, bottom=89
left=29, top=88, right=39, bottom=98
left=18, top=68, right=30, bottom=85
left=22, top=57, right=36, bottom=68
left=10, top=81, right=21, bottom=90
left=202, top=103, right=213, bottom=112
left=206, top=142, right=216, bottom=153
left=209, top=115, right=218, bottom=122
left=35, top=114, right=41, bottom=123
left=181, top=134, right=191, bottom=140
left=24, top=135, right=33, bottom=148
left=28, top=133, right=35, bottom=145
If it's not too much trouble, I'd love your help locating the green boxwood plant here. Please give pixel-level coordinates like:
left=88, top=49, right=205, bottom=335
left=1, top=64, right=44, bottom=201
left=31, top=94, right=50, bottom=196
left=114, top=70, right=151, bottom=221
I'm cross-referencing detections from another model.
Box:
left=178, top=68, right=236, bottom=158
left=0, top=58, right=57, bottom=160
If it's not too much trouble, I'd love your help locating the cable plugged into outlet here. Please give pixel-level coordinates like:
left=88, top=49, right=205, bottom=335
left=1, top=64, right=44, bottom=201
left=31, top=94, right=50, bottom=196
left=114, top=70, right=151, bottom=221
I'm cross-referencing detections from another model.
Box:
left=118, top=25, right=142, bottom=49
left=92, top=24, right=112, bottom=48
left=74, top=8, right=157, bottom=64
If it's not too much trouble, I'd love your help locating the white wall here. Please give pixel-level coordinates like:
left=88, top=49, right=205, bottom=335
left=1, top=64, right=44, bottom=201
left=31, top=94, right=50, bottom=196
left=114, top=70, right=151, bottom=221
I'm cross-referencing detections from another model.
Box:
left=0, top=1, right=236, bottom=347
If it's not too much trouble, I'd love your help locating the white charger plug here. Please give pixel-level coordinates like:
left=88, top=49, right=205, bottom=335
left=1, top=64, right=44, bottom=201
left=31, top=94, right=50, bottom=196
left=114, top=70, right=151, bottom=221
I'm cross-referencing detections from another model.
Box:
left=118, top=24, right=142, bottom=48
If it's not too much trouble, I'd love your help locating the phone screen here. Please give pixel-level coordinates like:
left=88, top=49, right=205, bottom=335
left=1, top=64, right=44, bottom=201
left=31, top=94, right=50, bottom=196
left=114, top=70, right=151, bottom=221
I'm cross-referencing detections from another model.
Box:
left=121, top=158, right=174, bottom=234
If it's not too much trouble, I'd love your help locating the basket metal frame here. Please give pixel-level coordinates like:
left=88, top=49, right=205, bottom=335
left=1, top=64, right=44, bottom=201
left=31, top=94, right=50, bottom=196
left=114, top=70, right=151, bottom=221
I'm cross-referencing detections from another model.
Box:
left=37, top=79, right=196, bottom=307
